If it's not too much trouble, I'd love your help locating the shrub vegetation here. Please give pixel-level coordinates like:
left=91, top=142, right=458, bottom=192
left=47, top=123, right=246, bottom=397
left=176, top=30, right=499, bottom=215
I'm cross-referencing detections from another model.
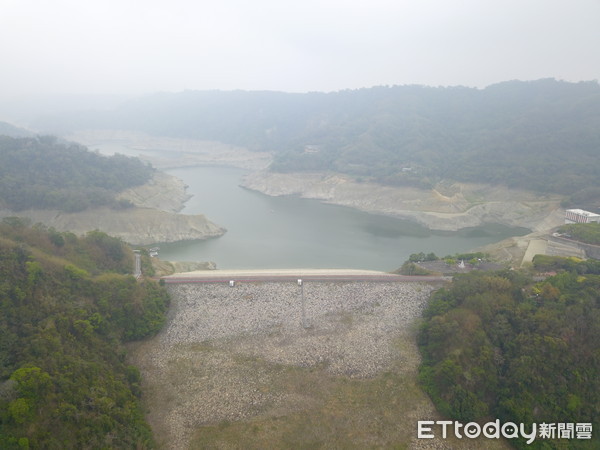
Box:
left=0, top=220, right=169, bottom=448
left=0, top=135, right=153, bottom=212
left=418, top=267, right=600, bottom=448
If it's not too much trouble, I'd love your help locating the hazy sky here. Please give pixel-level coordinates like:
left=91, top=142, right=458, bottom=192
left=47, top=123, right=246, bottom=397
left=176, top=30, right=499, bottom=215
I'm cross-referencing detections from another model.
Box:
left=1, top=0, right=599, bottom=98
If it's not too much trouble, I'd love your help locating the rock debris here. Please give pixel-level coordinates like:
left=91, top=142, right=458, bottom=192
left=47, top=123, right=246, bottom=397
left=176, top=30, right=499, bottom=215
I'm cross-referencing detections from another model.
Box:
left=133, top=280, right=435, bottom=449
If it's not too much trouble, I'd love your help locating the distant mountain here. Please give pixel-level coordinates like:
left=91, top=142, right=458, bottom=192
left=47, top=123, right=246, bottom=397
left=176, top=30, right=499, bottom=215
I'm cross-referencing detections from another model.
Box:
left=32, top=79, right=600, bottom=198
left=0, top=121, right=33, bottom=137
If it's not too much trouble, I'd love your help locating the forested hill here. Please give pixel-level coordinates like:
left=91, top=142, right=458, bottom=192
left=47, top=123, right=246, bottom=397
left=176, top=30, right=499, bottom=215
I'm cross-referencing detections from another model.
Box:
left=0, top=135, right=154, bottom=212
left=34, top=79, right=600, bottom=197
left=0, top=122, right=33, bottom=138
left=418, top=264, right=600, bottom=449
left=0, top=220, right=169, bottom=448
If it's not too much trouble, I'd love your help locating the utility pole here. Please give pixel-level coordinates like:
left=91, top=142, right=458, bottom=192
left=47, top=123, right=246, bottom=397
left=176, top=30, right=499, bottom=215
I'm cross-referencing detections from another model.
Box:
left=299, top=279, right=309, bottom=328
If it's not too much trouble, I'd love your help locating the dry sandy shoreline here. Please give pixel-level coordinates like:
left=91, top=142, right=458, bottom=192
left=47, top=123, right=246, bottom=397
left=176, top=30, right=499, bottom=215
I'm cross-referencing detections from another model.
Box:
left=66, top=129, right=273, bottom=171
left=65, top=131, right=570, bottom=264
left=68, top=130, right=565, bottom=234
left=241, top=170, right=565, bottom=233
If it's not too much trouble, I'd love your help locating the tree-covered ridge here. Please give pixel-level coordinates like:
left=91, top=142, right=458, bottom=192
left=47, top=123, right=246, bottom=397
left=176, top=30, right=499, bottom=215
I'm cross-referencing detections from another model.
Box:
left=0, top=220, right=169, bottom=448
left=558, top=223, right=600, bottom=246
left=0, top=135, right=154, bottom=212
left=418, top=267, right=599, bottom=449
left=35, top=79, right=600, bottom=197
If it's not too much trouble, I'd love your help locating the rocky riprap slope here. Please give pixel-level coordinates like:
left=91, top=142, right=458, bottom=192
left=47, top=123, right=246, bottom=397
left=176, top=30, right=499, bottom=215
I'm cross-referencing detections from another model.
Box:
left=129, top=280, right=436, bottom=449
left=162, top=281, right=431, bottom=377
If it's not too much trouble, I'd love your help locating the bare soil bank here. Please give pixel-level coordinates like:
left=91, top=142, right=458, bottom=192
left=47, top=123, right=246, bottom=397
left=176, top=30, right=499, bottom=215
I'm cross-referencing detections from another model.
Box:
left=67, top=129, right=273, bottom=171
left=71, top=130, right=562, bottom=233
left=0, top=205, right=225, bottom=246
left=0, top=171, right=226, bottom=246
left=65, top=132, right=566, bottom=262
left=241, top=171, right=565, bottom=233
left=128, top=280, right=507, bottom=449
left=117, top=171, right=191, bottom=213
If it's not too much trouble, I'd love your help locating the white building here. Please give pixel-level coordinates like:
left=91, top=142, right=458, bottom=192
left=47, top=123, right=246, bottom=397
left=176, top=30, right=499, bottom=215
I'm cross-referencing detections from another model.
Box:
left=565, top=209, right=600, bottom=224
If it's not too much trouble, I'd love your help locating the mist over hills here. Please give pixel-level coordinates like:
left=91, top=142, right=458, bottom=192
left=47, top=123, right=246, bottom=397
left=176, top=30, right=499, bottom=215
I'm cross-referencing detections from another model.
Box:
left=3, top=80, right=599, bottom=448
left=32, top=79, right=600, bottom=199
left=0, top=121, right=33, bottom=138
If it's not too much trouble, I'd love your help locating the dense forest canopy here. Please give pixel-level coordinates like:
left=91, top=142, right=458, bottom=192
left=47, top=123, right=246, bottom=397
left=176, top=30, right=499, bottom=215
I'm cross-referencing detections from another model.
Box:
left=558, top=223, right=600, bottom=246
left=34, top=79, right=600, bottom=197
left=418, top=265, right=600, bottom=449
left=0, top=135, right=154, bottom=212
left=0, top=220, right=169, bottom=448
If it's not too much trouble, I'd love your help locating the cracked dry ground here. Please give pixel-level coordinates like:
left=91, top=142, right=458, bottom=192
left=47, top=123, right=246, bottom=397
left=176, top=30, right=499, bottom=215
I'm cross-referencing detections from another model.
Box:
left=127, top=281, right=508, bottom=449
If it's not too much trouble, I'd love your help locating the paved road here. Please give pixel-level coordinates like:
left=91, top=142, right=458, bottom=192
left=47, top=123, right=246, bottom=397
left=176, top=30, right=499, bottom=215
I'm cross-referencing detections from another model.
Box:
left=161, top=269, right=448, bottom=284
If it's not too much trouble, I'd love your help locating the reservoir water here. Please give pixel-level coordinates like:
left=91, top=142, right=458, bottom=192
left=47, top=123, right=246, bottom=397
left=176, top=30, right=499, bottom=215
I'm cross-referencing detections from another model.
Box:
left=156, top=166, right=529, bottom=271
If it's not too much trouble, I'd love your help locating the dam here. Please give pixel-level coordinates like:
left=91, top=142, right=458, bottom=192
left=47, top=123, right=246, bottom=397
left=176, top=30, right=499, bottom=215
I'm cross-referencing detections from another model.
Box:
left=159, top=271, right=440, bottom=356
left=130, top=270, right=449, bottom=448
left=160, top=268, right=448, bottom=284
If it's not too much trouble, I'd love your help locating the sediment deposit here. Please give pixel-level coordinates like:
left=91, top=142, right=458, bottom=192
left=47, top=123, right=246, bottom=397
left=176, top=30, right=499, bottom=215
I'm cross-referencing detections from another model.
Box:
left=117, top=171, right=191, bottom=213
left=67, top=129, right=273, bottom=170
left=0, top=170, right=226, bottom=245
left=0, top=206, right=225, bottom=245
left=241, top=171, right=565, bottom=232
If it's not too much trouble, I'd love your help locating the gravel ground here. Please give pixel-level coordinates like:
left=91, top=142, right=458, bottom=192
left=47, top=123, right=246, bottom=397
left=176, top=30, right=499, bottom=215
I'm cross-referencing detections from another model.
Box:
left=129, top=280, right=449, bottom=449
left=161, top=281, right=431, bottom=378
